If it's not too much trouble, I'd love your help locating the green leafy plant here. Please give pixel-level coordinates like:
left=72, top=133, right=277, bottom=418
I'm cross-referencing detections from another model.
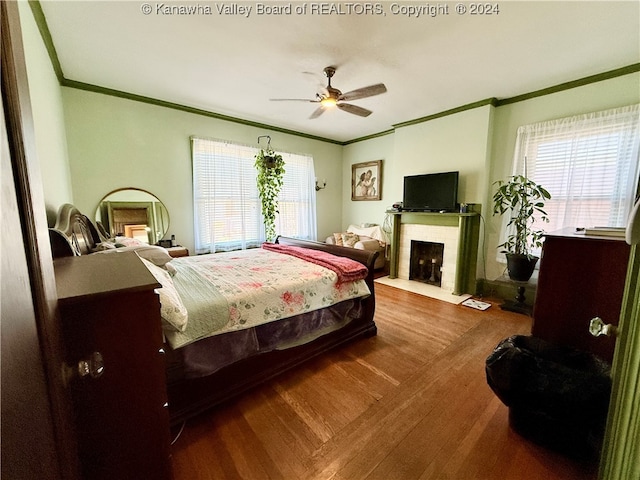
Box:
left=492, top=175, right=551, bottom=257
left=255, top=148, right=285, bottom=242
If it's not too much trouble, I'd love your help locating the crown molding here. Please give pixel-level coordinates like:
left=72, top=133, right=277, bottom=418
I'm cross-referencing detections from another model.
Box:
left=496, top=64, right=640, bottom=106
left=62, top=78, right=343, bottom=145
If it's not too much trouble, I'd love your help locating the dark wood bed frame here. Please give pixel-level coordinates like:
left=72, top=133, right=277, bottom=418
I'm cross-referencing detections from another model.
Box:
left=50, top=204, right=378, bottom=426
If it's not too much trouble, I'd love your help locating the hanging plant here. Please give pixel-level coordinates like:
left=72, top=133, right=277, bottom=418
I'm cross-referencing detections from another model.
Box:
left=255, top=147, right=285, bottom=242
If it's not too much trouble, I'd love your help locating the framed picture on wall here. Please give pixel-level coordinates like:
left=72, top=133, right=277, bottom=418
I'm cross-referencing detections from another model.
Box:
left=352, top=160, right=382, bottom=201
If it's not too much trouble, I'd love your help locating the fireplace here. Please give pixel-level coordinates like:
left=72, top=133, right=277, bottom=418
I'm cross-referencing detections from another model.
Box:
left=410, top=240, right=444, bottom=287
left=397, top=223, right=460, bottom=292
left=386, top=211, right=481, bottom=297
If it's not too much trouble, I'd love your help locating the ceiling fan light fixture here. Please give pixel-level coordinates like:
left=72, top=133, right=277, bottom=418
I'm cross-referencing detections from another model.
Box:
left=320, top=97, right=337, bottom=108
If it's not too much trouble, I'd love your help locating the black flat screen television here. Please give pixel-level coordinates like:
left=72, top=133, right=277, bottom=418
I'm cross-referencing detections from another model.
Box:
left=402, top=171, right=459, bottom=212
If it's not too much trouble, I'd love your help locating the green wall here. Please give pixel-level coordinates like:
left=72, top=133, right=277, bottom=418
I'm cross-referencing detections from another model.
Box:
left=485, top=73, right=640, bottom=280
left=17, top=0, right=72, bottom=225
left=56, top=72, right=640, bottom=279
left=342, top=104, right=494, bottom=229
left=342, top=73, right=640, bottom=283
left=61, top=88, right=344, bottom=253
left=341, top=133, right=396, bottom=236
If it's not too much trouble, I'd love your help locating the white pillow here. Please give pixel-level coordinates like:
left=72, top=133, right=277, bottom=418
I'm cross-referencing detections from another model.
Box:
left=93, top=241, right=117, bottom=251
left=114, top=236, right=146, bottom=247
left=164, top=262, right=177, bottom=276
left=138, top=257, right=188, bottom=332
left=94, top=244, right=173, bottom=268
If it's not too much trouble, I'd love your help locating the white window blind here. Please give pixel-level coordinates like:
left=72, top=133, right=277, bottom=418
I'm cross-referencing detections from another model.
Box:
left=273, top=151, right=318, bottom=239
left=510, top=104, right=640, bottom=254
left=191, top=137, right=317, bottom=254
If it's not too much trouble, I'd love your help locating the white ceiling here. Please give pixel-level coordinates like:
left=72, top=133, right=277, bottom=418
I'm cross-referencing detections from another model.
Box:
left=40, top=1, right=639, bottom=143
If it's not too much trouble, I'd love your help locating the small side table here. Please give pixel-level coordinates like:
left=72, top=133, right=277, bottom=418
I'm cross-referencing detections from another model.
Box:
left=166, top=246, right=189, bottom=258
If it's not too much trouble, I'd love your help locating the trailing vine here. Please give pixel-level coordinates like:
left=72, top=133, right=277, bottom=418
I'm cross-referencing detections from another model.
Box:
left=255, top=147, right=285, bottom=242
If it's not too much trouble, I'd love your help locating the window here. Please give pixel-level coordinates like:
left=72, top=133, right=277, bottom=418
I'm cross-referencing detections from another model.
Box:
left=509, top=104, right=640, bottom=254
left=191, top=137, right=317, bottom=253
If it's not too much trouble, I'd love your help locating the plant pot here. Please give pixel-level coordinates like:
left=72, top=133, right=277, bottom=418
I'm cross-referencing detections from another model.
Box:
left=506, top=253, right=539, bottom=282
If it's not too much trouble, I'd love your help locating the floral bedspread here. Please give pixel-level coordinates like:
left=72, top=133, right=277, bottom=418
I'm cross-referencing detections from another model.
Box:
left=164, top=248, right=370, bottom=349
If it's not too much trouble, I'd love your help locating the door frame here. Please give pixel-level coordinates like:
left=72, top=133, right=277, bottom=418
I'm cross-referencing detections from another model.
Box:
left=1, top=2, right=80, bottom=478
left=599, top=244, right=640, bottom=479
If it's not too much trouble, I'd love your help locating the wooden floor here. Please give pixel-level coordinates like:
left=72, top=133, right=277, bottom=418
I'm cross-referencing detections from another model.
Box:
left=170, top=284, right=599, bottom=480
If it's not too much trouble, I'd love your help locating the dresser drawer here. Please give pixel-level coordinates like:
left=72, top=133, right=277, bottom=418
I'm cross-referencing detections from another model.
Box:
left=55, top=253, right=172, bottom=480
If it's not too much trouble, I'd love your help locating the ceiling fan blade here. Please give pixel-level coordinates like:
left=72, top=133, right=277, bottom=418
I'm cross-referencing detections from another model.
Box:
left=337, top=103, right=372, bottom=117
left=309, top=106, right=326, bottom=119
left=339, top=83, right=387, bottom=102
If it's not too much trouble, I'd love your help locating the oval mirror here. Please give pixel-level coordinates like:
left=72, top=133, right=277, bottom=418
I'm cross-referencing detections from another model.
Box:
left=95, top=188, right=170, bottom=245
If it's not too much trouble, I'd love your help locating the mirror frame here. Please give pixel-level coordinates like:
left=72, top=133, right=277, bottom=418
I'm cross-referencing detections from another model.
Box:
left=95, top=188, right=170, bottom=245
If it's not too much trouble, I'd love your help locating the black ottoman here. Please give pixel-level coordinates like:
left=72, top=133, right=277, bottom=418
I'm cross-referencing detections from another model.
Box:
left=485, top=335, right=611, bottom=459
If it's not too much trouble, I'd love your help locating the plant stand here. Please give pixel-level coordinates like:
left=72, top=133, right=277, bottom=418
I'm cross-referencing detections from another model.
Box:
left=500, top=281, right=532, bottom=316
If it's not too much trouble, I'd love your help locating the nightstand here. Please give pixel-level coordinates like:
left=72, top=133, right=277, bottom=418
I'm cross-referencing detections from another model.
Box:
left=166, top=245, right=189, bottom=257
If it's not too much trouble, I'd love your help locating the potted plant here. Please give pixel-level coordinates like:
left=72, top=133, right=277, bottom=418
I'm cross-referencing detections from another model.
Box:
left=492, top=174, right=551, bottom=281
left=255, top=147, right=285, bottom=242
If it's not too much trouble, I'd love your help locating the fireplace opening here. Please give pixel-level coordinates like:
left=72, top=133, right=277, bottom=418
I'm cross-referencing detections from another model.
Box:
left=410, top=240, right=445, bottom=287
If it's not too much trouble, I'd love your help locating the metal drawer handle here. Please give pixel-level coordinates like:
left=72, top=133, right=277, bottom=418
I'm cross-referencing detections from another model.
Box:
left=78, top=351, right=105, bottom=379
left=63, top=351, right=105, bottom=385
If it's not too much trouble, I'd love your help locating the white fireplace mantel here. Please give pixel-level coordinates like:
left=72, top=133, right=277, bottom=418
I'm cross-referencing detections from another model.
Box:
left=388, top=210, right=480, bottom=295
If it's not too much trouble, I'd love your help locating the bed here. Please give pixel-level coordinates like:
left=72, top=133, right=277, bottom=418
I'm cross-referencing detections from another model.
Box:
left=49, top=204, right=378, bottom=425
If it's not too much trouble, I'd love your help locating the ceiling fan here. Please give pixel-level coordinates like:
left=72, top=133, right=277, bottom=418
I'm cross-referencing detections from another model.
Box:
left=270, top=66, right=387, bottom=119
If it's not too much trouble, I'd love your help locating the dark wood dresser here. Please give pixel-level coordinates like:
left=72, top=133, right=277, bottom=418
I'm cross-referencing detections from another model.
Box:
left=54, top=252, right=172, bottom=480
left=532, top=228, right=631, bottom=363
